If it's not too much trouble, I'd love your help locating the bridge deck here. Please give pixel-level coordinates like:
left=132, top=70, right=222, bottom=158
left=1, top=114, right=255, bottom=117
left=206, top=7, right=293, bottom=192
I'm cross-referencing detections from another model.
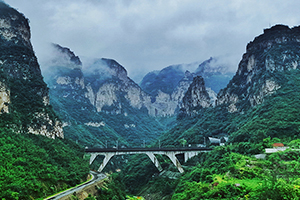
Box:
left=85, top=147, right=212, bottom=153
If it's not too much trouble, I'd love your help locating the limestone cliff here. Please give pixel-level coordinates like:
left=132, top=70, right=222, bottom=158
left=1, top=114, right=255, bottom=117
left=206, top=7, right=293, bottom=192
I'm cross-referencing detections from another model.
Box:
left=181, top=76, right=211, bottom=116
left=217, top=25, right=300, bottom=112
left=0, top=3, right=63, bottom=138
left=83, top=58, right=153, bottom=115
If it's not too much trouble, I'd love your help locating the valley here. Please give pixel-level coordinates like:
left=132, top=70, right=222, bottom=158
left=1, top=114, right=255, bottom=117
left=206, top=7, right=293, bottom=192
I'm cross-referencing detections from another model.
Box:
left=1, top=1, right=300, bottom=200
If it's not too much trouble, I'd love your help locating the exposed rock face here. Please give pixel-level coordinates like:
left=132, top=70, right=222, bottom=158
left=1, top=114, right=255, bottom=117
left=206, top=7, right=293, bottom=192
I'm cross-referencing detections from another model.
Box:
left=217, top=25, right=300, bottom=112
left=83, top=58, right=153, bottom=115
left=140, top=58, right=233, bottom=115
left=181, top=76, right=211, bottom=115
left=0, top=4, right=32, bottom=49
left=0, top=3, right=63, bottom=138
left=0, top=81, right=10, bottom=113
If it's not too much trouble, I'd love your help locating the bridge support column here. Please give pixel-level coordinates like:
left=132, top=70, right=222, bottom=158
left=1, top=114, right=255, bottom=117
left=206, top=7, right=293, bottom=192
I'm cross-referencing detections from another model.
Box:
left=146, top=152, right=163, bottom=172
left=166, top=152, right=184, bottom=173
left=98, top=153, right=114, bottom=172
left=89, top=153, right=98, bottom=165
left=184, top=152, right=200, bottom=162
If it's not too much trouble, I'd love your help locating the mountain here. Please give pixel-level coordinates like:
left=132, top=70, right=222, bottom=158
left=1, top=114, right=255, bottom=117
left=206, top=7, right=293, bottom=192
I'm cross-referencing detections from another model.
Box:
left=43, top=44, right=176, bottom=146
left=195, top=57, right=235, bottom=93
left=140, top=65, right=186, bottom=96
left=158, top=24, right=300, bottom=147
left=140, top=58, right=233, bottom=116
left=0, top=2, right=63, bottom=138
left=217, top=24, right=300, bottom=112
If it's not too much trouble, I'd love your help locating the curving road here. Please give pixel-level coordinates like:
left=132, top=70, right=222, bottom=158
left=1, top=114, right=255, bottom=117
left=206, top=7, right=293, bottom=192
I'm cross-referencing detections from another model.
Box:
left=45, top=171, right=106, bottom=200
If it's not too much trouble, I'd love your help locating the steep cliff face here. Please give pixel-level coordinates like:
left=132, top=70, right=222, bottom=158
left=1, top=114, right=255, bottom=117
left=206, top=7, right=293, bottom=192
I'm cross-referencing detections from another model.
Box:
left=181, top=76, right=211, bottom=115
left=84, top=58, right=153, bottom=114
left=217, top=25, right=300, bottom=112
left=0, top=3, right=63, bottom=138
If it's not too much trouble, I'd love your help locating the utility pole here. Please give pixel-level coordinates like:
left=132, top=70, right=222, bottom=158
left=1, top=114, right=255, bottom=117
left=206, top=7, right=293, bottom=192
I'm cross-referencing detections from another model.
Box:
left=159, top=140, right=161, bottom=149
left=116, top=140, right=118, bottom=149
left=105, top=140, right=107, bottom=148
left=143, top=140, right=145, bottom=148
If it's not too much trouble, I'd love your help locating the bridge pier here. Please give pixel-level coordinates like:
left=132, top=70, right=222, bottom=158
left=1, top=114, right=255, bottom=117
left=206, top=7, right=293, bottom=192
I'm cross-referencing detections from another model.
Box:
left=165, top=152, right=184, bottom=173
left=98, top=153, right=114, bottom=172
left=89, top=153, right=98, bottom=165
left=146, top=152, right=163, bottom=172
left=184, top=152, right=200, bottom=162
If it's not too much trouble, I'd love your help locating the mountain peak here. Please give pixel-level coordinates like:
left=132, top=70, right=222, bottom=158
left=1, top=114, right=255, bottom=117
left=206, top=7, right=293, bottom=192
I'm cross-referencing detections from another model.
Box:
left=180, top=76, right=211, bottom=116
left=51, top=43, right=82, bottom=68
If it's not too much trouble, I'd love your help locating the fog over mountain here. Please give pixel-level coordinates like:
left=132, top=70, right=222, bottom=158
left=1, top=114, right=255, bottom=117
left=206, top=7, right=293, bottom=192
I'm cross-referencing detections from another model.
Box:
left=5, top=0, right=300, bottom=82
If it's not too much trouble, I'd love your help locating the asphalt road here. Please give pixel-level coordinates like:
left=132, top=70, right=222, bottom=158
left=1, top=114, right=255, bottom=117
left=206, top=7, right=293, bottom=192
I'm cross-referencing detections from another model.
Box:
left=45, top=171, right=106, bottom=200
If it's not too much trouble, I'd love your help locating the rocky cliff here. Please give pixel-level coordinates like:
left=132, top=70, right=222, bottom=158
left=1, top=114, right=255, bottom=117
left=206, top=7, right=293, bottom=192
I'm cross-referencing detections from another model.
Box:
left=0, top=3, right=63, bottom=138
left=181, top=76, right=211, bottom=116
left=217, top=25, right=300, bottom=112
left=83, top=58, right=153, bottom=115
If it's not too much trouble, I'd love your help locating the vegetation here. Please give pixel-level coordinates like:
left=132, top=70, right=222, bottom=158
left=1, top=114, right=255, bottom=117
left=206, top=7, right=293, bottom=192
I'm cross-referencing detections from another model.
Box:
left=172, top=144, right=300, bottom=199
left=0, top=129, right=89, bottom=199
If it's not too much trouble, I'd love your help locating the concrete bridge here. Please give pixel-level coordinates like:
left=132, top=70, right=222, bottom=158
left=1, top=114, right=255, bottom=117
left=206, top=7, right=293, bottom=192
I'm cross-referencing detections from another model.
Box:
left=85, top=147, right=212, bottom=173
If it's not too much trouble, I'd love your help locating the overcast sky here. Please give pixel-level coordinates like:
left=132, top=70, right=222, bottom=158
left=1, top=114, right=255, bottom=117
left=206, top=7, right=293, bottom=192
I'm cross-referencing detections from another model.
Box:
left=5, top=0, right=300, bottom=82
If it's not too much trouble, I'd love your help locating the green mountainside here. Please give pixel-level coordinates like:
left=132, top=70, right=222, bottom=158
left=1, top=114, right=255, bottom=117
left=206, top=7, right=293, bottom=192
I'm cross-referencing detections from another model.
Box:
left=0, top=129, right=89, bottom=199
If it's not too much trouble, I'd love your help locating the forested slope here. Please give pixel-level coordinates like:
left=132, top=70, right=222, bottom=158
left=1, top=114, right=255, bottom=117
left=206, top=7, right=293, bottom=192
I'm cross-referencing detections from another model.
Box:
left=0, top=128, right=89, bottom=199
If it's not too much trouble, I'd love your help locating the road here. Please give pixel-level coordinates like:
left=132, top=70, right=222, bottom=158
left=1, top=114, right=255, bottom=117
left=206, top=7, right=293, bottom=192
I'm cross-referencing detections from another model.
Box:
left=44, top=171, right=106, bottom=200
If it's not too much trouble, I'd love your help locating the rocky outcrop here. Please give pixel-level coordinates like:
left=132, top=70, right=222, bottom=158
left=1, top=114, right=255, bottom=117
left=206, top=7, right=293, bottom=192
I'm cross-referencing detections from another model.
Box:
left=181, top=76, right=211, bottom=115
left=217, top=25, right=300, bottom=112
left=0, top=81, right=10, bottom=113
left=0, top=3, right=63, bottom=138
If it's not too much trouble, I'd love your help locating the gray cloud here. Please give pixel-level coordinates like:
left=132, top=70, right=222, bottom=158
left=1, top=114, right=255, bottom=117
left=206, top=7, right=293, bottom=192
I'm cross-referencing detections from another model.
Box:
left=5, top=0, right=300, bottom=82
